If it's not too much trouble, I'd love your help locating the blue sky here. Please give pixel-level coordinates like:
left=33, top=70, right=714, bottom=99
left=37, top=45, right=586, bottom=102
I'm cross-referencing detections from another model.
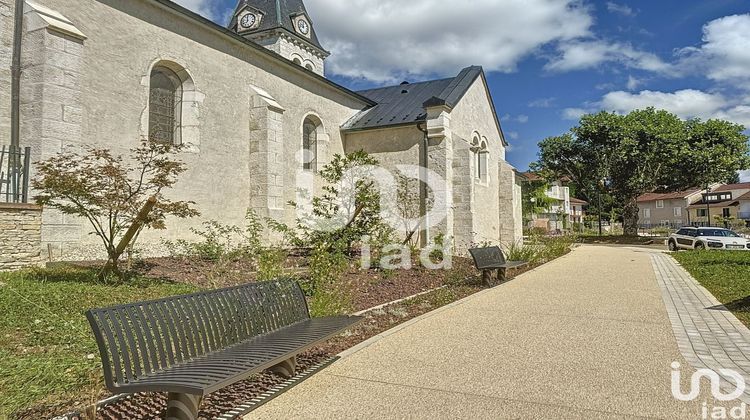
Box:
left=178, top=0, right=750, bottom=179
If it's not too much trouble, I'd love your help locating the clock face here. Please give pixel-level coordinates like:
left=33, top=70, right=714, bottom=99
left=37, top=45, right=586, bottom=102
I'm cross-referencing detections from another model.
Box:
left=240, top=13, right=257, bottom=29
left=297, top=19, right=309, bottom=35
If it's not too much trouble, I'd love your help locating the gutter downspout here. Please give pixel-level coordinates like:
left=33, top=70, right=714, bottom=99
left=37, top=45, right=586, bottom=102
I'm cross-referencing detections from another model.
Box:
left=417, top=122, right=429, bottom=248
left=10, top=0, right=24, bottom=174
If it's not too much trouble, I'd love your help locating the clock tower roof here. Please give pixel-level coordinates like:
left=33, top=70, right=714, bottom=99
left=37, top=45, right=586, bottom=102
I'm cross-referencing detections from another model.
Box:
left=229, top=0, right=326, bottom=53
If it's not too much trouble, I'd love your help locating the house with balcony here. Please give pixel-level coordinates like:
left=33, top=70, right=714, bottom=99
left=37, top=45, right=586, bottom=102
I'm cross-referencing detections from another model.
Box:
left=687, top=183, right=750, bottom=227
left=637, top=188, right=705, bottom=228
left=520, top=172, right=572, bottom=231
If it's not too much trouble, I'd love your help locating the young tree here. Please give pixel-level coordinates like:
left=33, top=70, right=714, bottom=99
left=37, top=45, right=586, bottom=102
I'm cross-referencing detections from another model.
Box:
left=291, top=150, right=392, bottom=254
left=33, top=142, right=200, bottom=279
left=535, top=108, right=750, bottom=236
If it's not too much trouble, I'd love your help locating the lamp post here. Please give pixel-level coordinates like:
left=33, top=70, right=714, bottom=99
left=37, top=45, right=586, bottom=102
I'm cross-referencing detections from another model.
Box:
left=598, top=190, right=603, bottom=236
left=705, top=181, right=711, bottom=228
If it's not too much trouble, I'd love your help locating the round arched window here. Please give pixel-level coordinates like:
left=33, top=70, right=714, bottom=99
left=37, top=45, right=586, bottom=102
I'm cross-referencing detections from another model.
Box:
left=149, top=66, right=182, bottom=144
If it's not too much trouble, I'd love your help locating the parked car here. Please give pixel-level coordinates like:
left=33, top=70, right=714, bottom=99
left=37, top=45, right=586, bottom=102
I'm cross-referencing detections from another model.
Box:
left=668, top=227, right=750, bottom=251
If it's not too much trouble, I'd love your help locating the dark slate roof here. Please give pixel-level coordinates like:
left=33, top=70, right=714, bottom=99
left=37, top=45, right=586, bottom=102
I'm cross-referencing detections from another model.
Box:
left=343, top=78, right=454, bottom=131
left=342, top=66, right=507, bottom=146
left=229, top=0, right=326, bottom=53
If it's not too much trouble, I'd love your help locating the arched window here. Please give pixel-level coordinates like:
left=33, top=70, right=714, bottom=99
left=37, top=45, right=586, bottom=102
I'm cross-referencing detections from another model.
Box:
left=292, top=56, right=303, bottom=66
left=303, top=118, right=318, bottom=171
left=478, top=141, right=489, bottom=182
left=149, top=66, right=183, bottom=144
left=305, top=63, right=314, bottom=72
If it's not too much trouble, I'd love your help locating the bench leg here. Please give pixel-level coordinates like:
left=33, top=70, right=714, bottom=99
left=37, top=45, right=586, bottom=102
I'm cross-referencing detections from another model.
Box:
left=482, top=270, right=492, bottom=287
left=497, top=268, right=507, bottom=283
left=165, top=393, right=202, bottom=420
left=269, top=356, right=297, bottom=378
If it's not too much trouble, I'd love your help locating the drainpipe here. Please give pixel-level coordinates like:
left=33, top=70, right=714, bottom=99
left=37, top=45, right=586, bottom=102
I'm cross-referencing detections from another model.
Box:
left=10, top=0, right=24, bottom=173
left=417, top=122, right=429, bottom=248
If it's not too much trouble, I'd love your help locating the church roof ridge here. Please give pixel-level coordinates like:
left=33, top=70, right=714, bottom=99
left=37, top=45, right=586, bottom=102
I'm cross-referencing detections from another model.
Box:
left=342, top=66, right=492, bottom=133
left=149, top=0, right=373, bottom=106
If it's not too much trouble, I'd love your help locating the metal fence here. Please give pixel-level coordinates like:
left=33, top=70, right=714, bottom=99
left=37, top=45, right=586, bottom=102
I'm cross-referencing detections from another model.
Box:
left=0, top=145, right=31, bottom=203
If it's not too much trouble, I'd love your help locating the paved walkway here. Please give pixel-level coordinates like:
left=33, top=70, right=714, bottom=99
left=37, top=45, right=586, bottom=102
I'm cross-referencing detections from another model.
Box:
left=650, top=251, right=750, bottom=403
left=248, top=246, right=742, bottom=419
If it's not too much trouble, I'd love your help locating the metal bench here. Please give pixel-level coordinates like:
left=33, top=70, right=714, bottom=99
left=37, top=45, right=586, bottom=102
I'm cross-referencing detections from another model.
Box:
left=86, top=279, right=361, bottom=420
left=468, top=246, right=528, bottom=286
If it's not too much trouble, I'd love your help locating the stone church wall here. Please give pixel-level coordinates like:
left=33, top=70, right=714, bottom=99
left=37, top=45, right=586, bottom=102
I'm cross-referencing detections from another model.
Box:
left=450, top=77, right=521, bottom=248
left=0, top=0, right=15, bottom=148
left=16, top=0, right=367, bottom=260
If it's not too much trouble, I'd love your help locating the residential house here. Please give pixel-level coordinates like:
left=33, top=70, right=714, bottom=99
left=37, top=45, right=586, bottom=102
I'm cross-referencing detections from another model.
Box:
left=740, top=192, right=750, bottom=222
left=637, top=188, right=704, bottom=228
left=569, top=198, right=588, bottom=225
left=687, top=183, right=750, bottom=227
left=521, top=172, right=572, bottom=231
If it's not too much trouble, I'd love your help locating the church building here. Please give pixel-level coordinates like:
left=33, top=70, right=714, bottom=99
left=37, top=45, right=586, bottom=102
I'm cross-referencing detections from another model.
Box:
left=0, top=0, right=523, bottom=260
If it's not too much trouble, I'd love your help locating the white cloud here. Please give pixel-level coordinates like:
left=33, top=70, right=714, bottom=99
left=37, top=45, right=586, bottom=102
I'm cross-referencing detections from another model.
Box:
left=502, top=114, right=529, bottom=124
left=507, top=131, right=520, bottom=140
left=173, top=0, right=225, bottom=21
left=606, top=2, right=636, bottom=17
left=565, top=89, right=750, bottom=127
left=600, top=89, right=728, bottom=120
left=562, top=107, right=592, bottom=120
left=306, top=0, right=592, bottom=83
left=626, top=75, right=642, bottom=91
left=529, top=97, right=556, bottom=108
left=714, top=105, right=750, bottom=128
left=545, top=40, right=673, bottom=73
left=677, top=14, right=750, bottom=89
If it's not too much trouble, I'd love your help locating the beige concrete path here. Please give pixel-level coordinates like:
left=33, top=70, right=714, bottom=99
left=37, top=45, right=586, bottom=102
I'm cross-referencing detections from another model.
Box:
left=247, top=246, right=738, bottom=419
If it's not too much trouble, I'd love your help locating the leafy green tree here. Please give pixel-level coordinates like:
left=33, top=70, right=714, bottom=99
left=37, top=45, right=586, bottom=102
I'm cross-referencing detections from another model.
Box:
left=534, top=108, right=750, bottom=236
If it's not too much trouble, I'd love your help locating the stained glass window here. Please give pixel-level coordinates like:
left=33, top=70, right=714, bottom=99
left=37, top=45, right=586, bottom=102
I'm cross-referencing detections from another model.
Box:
left=149, top=67, right=182, bottom=144
left=303, top=119, right=317, bottom=171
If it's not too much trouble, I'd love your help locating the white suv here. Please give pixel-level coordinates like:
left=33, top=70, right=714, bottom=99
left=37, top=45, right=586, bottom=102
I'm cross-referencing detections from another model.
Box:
left=668, top=227, right=750, bottom=251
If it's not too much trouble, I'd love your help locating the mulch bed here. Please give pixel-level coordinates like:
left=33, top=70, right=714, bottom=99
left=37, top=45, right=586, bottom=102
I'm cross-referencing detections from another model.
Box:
left=129, top=255, right=476, bottom=312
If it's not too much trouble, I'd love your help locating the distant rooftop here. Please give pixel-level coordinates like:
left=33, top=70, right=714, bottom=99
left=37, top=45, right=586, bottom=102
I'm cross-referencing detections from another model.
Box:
left=637, top=188, right=702, bottom=203
left=715, top=183, right=750, bottom=192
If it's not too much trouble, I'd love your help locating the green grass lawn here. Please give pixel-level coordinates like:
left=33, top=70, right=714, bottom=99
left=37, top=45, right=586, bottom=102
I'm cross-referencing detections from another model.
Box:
left=672, top=251, right=750, bottom=326
left=0, top=266, right=197, bottom=418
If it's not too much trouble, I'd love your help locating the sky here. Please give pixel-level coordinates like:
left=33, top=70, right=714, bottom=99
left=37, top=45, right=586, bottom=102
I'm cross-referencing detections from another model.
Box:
left=176, top=0, right=750, bottom=181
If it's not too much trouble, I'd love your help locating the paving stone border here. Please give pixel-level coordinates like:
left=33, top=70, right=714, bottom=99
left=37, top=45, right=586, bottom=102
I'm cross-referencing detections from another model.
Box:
left=650, top=252, right=750, bottom=403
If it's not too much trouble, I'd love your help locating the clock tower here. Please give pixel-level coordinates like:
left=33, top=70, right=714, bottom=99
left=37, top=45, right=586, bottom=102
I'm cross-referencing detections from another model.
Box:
left=229, top=0, right=329, bottom=76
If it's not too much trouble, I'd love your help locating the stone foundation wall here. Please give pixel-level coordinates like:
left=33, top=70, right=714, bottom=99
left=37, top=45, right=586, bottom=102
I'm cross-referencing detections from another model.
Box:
left=0, top=203, right=43, bottom=271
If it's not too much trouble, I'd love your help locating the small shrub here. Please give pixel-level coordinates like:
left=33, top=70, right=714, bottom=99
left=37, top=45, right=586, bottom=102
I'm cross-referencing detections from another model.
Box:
left=256, top=248, right=286, bottom=281
left=305, top=241, right=352, bottom=317
left=309, top=281, right=352, bottom=318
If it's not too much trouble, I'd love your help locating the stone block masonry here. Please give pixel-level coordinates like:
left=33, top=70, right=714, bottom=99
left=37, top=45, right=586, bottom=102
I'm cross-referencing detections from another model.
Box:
left=0, top=203, right=43, bottom=271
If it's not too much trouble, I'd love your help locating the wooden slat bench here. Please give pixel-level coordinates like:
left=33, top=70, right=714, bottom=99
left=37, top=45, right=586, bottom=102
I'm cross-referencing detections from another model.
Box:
left=86, top=279, right=361, bottom=420
left=468, top=246, right=528, bottom=286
